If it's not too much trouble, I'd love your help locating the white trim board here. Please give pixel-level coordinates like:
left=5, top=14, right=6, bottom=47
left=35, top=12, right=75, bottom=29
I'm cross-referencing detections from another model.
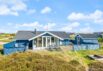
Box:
left=29, top=31, right=64, bottom=41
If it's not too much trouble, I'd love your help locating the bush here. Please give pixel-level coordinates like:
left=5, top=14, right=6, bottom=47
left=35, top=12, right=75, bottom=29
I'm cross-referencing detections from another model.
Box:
left=88, top=62, right=103, bottom=71
left=0, top=52, right=86, bottom=71
left=98, top=37, right=103, bottom=42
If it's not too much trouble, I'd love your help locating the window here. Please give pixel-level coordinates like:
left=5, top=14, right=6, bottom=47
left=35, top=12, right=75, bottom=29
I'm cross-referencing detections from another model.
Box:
left=77, top=37, right=80, bottom=44
left=15, top=43, right=18, bottom=47
left=51, top=37, right=54, bottom=42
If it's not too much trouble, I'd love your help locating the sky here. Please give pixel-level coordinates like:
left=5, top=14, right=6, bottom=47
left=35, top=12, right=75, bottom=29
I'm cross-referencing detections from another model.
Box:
left=0, top=0, right=103, bottom=33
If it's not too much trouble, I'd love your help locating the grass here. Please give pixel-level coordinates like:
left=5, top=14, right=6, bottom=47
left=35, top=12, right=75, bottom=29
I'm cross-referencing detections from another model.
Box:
left=0, top=45, right=3, bottom=54
left=1, top=46, right=103, bottom=71
left=0, top=51, right=86, bottom=71
left=1, top=49, right=103, bottom=71
left=60, top=47, right=103, bottom=67
left=0, top=33, right=15, bottom=42
left=0, top=45, right=3, bottom=48
left=88, top=61, right=103, bottom=71
left=0, top=39, right=13, bottom=42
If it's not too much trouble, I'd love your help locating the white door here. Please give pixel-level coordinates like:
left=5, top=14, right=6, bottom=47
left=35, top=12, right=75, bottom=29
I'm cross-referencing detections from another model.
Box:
left=42, top=36, right=51, bottom=48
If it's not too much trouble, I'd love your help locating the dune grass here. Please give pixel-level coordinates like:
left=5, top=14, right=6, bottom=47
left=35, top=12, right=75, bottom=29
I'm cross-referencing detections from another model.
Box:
left=0, top=51, right=86, bottom=71
left=0, top=33, right=15, bottom=42
left=0, top=49, right=103, bottom=71
left=0, top=45, right=3, bottom=48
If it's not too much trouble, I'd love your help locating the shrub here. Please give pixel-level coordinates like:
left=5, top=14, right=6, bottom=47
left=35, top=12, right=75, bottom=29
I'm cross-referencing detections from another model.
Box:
left=98, top=37, right=103, bottom=42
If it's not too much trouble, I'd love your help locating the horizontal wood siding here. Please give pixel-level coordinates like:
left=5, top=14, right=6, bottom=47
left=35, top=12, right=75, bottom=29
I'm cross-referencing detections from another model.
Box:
left=3, top=40, right=28, bottom=55
left=4, top=47, right=26, bottom=55
left=83, top=39, right=98, bottom=44
left=75, top=35, right=99, bottom=44
left=60, top=39, right=70, bottom=46
left=73, top=44, right=100, bottom=51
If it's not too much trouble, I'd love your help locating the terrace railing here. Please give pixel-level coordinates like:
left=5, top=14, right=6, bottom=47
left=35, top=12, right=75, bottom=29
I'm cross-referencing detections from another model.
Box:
left=3, top=41, right=27, bottom=55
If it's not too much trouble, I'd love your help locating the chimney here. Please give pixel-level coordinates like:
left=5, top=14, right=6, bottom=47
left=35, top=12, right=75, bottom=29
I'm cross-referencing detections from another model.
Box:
left=34, top=29, right=37, bottom=34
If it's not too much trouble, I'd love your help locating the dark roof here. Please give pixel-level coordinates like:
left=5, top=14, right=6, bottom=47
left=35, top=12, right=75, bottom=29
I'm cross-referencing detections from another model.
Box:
left=78, top=33, right=98, bottom=39
left=94, top=32, right=103, bottom=34
left=14, top=31, right=69, bottom=40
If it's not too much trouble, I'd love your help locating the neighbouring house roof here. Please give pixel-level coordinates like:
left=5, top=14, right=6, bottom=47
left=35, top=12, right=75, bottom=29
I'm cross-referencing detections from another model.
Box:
left=94, top=32, right=103, bottom=34
left=14, top=31, right=69, bottom=40
left=77, top=33, right=98, bottom=39
left=94, top=32, right=103, bottom=37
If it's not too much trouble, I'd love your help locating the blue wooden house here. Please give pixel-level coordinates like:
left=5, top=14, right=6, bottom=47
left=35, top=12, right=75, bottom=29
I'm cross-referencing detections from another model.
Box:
left=100, top=33, right=103, bottom=38
left=94, top=32, right=103, bottom=38
left=4, top=31, right=70, bottom=54
left=3, top=30, right=100, bottom=55
left=73, top=33, right=100, bottom=50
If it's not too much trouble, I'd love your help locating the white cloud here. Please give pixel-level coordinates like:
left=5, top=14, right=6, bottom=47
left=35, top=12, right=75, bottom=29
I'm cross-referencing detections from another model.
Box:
left=15, top=21, right=42, bottom=28
left=0, top=0, right=27, bottom=16
left=0, top=5, right=18, bottom=16
left=79, top=26, right=94, bottom=33
left=41, top=6, right=52, bottom=14
left=61, top=22, right=94, bottom=33
left=1, top=22, right=95, bottom=33
left=11, top=0, right=27, bottom=11
left=68, top=10, right=103, bottom=24
left=14, top=21, right=56, bottom=31
left=61, top=22, right=80, bottom=32
left=43, top=23, right=56, bottom=30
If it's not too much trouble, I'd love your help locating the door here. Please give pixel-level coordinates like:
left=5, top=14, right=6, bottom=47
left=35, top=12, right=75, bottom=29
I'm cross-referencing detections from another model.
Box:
left=42, top=36, right=51, bottom=48
left=47, top=37, right=51, bottom=47
left=43, top=37, right=46, bottom=47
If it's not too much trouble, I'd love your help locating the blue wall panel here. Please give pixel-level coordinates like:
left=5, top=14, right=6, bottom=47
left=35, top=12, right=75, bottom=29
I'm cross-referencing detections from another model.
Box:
left=60, top=39, right=70, bottom=46
left=4, top=47, right=26, bottom=55
left=3, top=40, right=29, bottom=55
left=73, top=44, right=100, bottom=51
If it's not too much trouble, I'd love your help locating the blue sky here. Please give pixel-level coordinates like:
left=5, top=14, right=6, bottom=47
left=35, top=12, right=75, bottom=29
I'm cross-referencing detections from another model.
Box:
left=0, top=0, right=103, bottom=33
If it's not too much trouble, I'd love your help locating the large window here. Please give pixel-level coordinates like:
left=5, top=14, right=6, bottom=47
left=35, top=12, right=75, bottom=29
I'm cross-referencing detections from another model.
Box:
left=51, top=37, right=54, bottom=43
left=36, top=37, right=42, bottom=47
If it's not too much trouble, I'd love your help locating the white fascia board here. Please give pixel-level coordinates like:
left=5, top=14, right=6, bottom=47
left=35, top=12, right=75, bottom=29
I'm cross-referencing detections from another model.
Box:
left=29, top=31, right=64, bottom=41
left=82, top=38, right=98, bottom=40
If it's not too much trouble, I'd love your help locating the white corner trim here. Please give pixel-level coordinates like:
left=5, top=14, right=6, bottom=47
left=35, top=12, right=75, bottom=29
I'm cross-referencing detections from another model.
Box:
left=29, top=31, right=64, bottom=41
